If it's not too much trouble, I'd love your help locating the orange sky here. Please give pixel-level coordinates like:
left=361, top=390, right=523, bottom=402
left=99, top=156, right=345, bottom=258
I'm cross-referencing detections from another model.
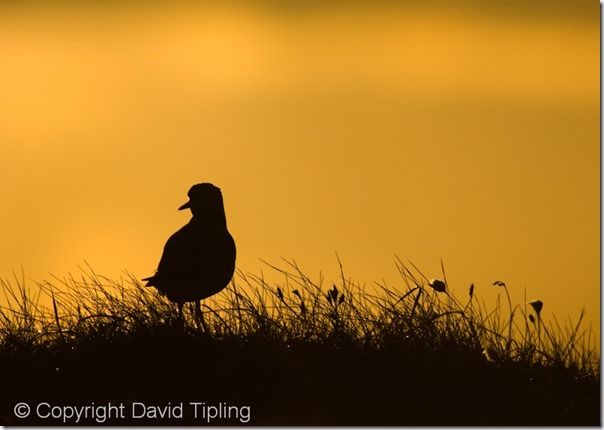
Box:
left=0, top=2, right=599, bottom=336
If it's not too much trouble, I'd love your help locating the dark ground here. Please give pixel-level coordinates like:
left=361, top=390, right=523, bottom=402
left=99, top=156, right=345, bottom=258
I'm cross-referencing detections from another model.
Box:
left=1, top=325, right=600, bottom=426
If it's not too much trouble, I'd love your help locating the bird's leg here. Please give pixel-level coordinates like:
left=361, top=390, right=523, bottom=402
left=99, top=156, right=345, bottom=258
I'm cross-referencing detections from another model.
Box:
left=194, top=300, right=208, bottom=332
left=177, top=302, right=184, bottom=319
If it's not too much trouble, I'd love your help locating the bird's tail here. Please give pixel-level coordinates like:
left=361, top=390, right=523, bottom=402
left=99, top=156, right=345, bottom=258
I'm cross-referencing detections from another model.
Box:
left=142, top=275, right=156, bottom=287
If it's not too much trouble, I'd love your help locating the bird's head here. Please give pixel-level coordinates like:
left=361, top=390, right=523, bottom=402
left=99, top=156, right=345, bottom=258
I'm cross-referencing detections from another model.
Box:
left=179, top=183, right=224, bottom=218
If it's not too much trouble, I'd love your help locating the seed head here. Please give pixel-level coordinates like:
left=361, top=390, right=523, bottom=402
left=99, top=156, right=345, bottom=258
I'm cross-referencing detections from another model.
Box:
left=428, top=279, right=446, bottom=293
left=528, top=300, right=543, bottom=316
left=469, top=283, right=474, bottom=298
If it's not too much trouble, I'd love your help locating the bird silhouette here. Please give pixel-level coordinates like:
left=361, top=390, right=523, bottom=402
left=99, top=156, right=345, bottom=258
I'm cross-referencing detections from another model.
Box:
left=143, top=183, right=236, bottom=326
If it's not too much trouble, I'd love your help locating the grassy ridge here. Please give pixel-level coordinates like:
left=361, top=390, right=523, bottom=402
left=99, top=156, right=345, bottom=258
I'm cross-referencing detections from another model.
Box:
left=0, top=260, right=599, bottom=425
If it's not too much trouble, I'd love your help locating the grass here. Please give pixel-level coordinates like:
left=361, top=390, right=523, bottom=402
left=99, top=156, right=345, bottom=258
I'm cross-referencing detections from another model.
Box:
left=0, top=259, right=599, bottom=425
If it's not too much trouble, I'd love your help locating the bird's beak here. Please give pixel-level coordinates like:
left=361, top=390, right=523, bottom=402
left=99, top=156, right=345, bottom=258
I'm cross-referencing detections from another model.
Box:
left=178, top=200, right=191, bottom=211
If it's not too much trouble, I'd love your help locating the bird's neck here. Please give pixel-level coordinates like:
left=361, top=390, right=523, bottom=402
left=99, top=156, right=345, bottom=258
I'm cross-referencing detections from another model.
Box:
left=190, top=209, right=227, bottom=230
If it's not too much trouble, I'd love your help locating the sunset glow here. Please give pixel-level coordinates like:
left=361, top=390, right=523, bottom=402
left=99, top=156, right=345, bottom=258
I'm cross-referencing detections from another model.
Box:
left=0, top=2, right=598, bottom=336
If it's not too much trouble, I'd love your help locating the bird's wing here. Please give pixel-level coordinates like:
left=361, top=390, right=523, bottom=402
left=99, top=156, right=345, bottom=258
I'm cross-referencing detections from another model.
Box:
left=156, top=225, right=193, bottom=277
left=143, top=226, right=189, bottom=286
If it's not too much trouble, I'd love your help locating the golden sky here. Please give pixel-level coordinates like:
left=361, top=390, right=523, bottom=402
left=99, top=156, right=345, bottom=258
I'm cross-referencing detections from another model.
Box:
left=0, top=2, right=599, bottom=333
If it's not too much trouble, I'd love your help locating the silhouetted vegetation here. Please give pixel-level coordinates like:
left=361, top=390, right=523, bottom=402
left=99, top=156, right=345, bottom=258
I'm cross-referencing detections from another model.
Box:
left=0, top=260, right=599, bottom=425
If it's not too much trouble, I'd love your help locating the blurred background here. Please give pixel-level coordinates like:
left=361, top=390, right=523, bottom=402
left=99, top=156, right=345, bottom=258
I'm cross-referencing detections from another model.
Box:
left=0, top=1, right=599, bottom=336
